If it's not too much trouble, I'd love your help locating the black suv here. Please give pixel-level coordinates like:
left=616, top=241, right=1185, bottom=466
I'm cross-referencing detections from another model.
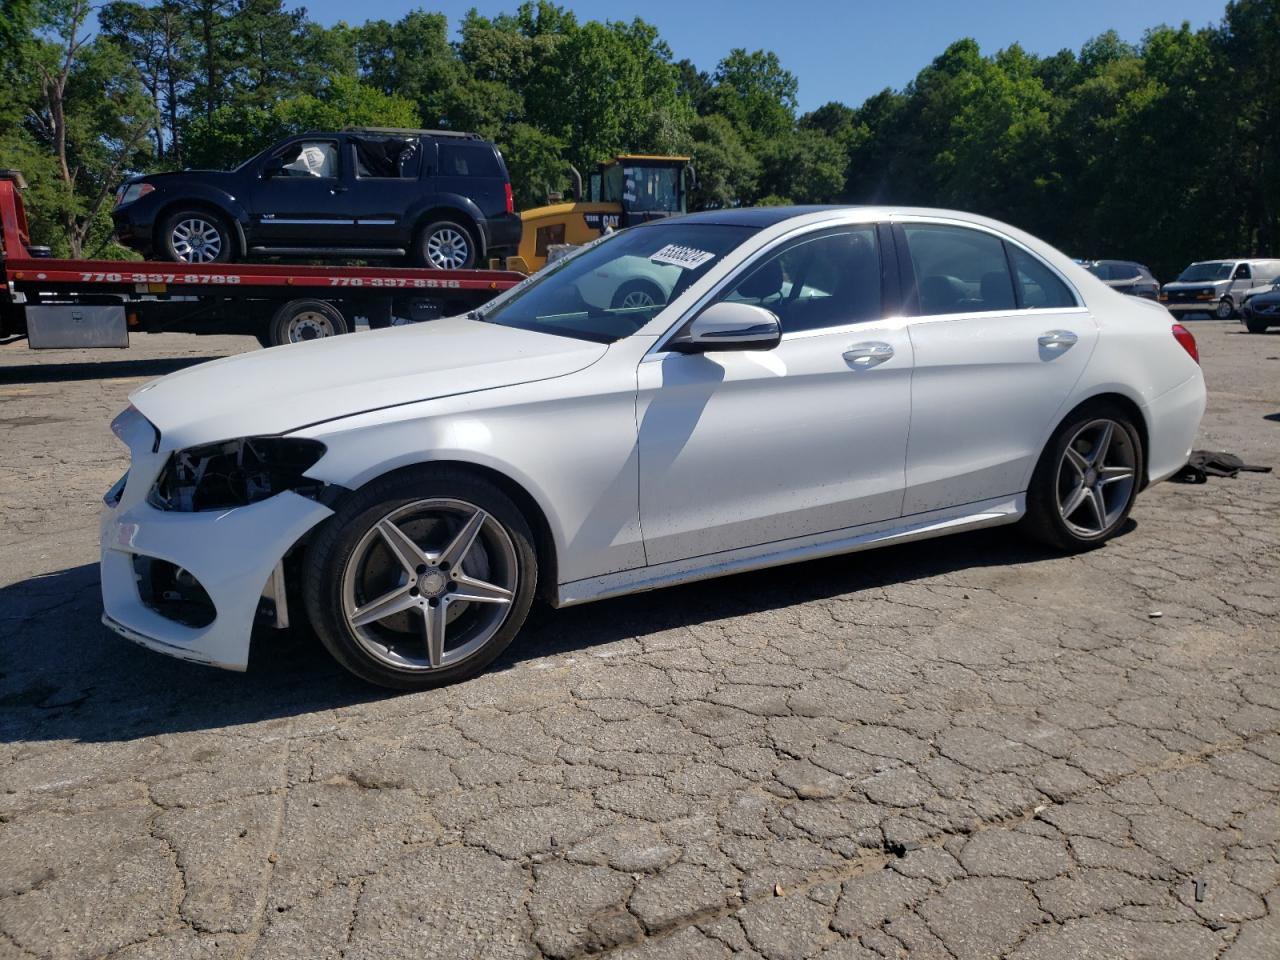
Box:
left=112, top=129, right=521, bottom=268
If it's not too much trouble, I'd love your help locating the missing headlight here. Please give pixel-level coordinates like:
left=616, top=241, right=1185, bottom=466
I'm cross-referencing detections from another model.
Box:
left=148, top=437, right=326, bottom=511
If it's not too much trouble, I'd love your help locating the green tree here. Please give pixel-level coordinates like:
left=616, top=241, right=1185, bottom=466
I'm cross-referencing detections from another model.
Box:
left=710, top=48, right=798, bottom=143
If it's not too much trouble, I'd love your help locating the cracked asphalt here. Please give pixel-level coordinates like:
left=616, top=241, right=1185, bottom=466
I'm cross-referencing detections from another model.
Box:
left=1, top=319, right=1278, bottom=960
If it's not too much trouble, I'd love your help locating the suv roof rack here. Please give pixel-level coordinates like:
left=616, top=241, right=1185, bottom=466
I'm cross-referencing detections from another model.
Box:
left=344, top=127, right=482, bottom=140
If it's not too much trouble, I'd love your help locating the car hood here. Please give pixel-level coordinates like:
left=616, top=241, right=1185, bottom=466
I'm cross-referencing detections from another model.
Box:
left=129, top=317, right=607, bottom=450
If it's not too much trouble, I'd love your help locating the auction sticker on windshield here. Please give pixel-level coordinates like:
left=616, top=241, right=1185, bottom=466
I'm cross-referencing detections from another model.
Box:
left=651, top=244, right=716, bottom=270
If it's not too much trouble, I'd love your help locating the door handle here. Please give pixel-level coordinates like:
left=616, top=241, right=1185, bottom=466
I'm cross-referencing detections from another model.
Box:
left=1038, top=330, right=1078, bottom=351
left=843, top=342, right=894, bottom=367
left=330, top=185, right=348, bottom=194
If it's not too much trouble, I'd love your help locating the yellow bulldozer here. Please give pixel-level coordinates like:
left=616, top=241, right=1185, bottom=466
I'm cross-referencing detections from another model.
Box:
left=506, top=154, right=693, bottom=273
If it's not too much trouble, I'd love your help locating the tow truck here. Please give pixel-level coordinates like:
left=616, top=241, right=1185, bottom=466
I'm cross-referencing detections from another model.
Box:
left=0, top=170, right=526, bottom=350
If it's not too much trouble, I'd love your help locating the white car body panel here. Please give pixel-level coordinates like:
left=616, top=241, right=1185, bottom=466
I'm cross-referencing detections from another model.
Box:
left=100, top=205, right=1206, bottom=674
left=129, top=316, right=608, bottom=449
left=635, top=317, right=913, bottom=564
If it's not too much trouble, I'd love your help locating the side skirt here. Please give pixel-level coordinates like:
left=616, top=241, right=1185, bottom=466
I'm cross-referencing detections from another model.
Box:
left=556, top=494, right=1025, bottom=607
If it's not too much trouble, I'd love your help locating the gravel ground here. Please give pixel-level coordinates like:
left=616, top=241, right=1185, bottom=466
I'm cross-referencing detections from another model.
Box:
left=0, top=319, right=1277, bottom=960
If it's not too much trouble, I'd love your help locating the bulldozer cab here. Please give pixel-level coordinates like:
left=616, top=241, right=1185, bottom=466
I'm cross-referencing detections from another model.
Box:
left=511, top=155, right=692, bottom=273
left=587, top=155, right=690, bottom=225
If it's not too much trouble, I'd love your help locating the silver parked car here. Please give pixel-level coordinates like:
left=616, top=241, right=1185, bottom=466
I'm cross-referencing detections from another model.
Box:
left=1082, top=260, right=1160, bottom=299
left=1160, top=258, right=1280, bottom=319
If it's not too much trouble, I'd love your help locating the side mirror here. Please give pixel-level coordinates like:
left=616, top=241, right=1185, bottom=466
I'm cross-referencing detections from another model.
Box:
left=668, top=301, right=781, bottom=353
left=262, top=156, right=286, bottom=177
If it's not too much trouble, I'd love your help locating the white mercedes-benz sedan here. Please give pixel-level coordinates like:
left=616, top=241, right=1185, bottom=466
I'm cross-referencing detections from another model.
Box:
left=101, top=207, right=1206, bottom=688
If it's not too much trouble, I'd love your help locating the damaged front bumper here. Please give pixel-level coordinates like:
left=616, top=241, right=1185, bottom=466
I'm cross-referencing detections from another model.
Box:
left=100, top=485, right=332, bottom=672
left=99, top=403, right=335, bottom=671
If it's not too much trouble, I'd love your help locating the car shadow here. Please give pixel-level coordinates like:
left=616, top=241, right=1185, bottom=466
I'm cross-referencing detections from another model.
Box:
left=0, top=356, right=223, bottom=385
left=0, top=524, right=1096, bottom=745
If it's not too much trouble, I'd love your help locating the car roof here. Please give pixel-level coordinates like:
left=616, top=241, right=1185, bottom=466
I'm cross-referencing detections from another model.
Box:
left=661, top=206, right=856, bottom=228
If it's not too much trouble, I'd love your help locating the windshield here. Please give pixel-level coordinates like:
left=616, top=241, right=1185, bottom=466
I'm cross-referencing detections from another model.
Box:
left=1178, top=262, right=1232, bottom=282
left=477, top=222, right=758, bottom=343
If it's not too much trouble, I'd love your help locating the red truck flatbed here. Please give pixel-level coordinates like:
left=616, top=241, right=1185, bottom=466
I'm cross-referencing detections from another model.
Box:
left=1, top=171, right=525, bottom=349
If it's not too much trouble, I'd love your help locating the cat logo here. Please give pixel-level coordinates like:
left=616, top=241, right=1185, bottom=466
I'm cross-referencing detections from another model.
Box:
left=583, top=212, right=620, bottom=233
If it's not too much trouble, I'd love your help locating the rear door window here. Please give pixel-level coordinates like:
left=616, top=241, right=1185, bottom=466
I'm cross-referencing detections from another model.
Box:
left=353, top=136, right=421, bottom=179
left=1009, top=246, right=1077, bottom=308
left=903, top=224, right=1016, bottom=315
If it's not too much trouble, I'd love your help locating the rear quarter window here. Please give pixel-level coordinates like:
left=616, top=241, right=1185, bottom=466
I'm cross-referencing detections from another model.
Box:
left=438, top=143, right=502, bottom=178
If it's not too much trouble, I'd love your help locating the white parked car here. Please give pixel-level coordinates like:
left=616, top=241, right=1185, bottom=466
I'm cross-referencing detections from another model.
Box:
left=101, top=207, right=1207, bottom=689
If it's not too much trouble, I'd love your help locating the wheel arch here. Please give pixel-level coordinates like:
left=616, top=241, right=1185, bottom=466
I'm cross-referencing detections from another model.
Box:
left=324, top=457, right=560, bottom=604
left=1049, top=390, right=1151, bottom=489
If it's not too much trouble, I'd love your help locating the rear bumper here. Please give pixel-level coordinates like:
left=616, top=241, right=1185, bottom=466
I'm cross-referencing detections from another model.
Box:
left=1142, top=373, right=1207, bottom=485
left=480, top=213, right=522, bottom=256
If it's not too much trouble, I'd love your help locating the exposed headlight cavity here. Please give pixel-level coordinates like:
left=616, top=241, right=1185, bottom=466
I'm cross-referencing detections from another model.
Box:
left=148, top=437, right=326, bottom=511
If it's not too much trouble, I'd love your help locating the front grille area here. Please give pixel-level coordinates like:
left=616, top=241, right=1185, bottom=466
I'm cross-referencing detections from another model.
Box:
left=132, top=555, right=216, bottom=628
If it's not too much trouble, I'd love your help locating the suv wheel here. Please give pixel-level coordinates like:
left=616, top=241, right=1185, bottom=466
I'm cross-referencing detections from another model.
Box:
left=415, top=220, right=477, bottom=270
left=1215, top=296, right=1235, bottom=320
left=159, top=209, right=233, bottom=264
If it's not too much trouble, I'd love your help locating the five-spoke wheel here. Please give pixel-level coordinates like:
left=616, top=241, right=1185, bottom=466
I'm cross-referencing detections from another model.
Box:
left=1055, top=419, right=1137, bottom=539
left=343, top=500, right=517, bottom=672
left=304, top=468, right=536, bottom=689
left=1024, top=401, right=1144, bottom=551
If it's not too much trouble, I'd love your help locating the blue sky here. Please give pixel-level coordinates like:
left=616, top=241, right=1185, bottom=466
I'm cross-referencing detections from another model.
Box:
left=300, top=0, right=1228, bottom=112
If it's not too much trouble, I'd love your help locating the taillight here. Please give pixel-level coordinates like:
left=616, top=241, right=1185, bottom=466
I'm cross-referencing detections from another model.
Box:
left=504, top=182, right=514, bottom=214
left=1172, top=323, right=1199, bottom=364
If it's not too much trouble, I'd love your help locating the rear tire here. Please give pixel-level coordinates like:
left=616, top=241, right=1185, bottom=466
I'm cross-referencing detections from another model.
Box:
left=414, top=220, right=478, bottom=270
left=158, top=208, right=234, bottom=264
left=1022, top=401, right=1144, bottom=552
left=303, top=467, right=538, bottom=690
left=266, top=299, right=349, bottom=347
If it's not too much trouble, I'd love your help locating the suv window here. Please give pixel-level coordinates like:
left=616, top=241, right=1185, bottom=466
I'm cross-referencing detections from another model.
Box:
left=1010, top=246, right=1076, bottom=308
left=353, top=136, right=420, bottom=179
left=276, top=140, right=338, bottom=178
left=438, top=142, right=501, bottom=178
left=904, top=224, right=1016, bottom=315
left=721, top=227, right=881, bottom=334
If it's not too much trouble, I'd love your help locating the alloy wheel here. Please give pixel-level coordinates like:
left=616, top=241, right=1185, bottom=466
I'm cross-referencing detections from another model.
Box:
left=341, top=498, right=517, bottom=672
left=425, top=227, right=471, bottom=269
left=170, top=218, right=223, bottom=263
left=1055, top=418, right=1137, bottom=538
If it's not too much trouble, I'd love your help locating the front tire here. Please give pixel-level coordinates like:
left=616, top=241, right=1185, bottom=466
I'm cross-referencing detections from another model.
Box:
left=158, top=209, right=234, bottom=264
left=1244, top=315, right=1270, bottom=334
left=1215, top=297, right=1235, bottom=320
left=414, top=220, right=478, bottom=270
left=1022, top=401, right=1144, bottom=552
left=303, top=467, right=537, bottom=690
